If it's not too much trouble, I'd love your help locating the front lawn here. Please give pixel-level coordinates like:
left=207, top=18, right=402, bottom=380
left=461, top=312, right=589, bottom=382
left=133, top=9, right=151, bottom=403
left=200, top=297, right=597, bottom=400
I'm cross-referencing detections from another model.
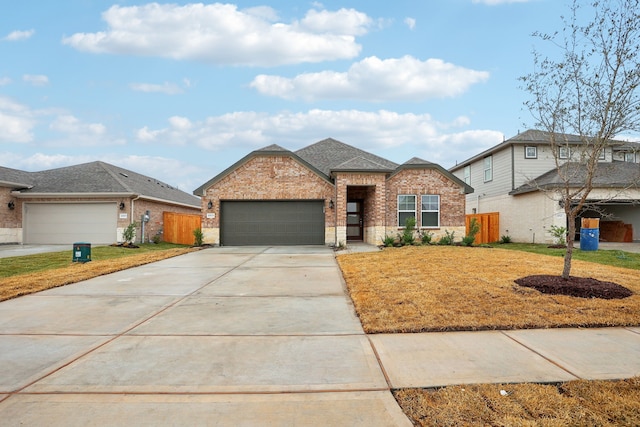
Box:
left=337, top=245, right=640, bottom=426
left=336, top=245, right=640, bottom=333
left=0, top=243, right=197, bottom=301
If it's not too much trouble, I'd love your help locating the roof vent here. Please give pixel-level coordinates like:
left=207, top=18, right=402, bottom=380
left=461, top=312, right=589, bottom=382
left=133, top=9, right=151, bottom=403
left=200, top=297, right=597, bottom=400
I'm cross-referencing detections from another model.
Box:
left=119, top=172, right=129, bottom=178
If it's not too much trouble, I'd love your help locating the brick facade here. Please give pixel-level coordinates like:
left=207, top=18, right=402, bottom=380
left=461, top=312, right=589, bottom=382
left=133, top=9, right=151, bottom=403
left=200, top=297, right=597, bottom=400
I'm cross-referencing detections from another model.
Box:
left=200, top=154, right=468, bottom=246
left=0, top=194, right=199, bottom=244
left=201, top=155, right=335, bottom=245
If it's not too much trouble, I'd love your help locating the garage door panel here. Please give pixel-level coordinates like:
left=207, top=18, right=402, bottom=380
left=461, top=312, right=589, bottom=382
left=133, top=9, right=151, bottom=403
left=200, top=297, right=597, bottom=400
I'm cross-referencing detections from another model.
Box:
left=25, top=203, right=117, bottom=244
left=221, top=201, right=324, bottom=246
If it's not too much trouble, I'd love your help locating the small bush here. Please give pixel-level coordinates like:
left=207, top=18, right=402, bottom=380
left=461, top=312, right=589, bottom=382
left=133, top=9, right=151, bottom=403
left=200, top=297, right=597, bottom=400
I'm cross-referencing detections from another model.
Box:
left=123, top=222, right=138, bottom=244
left=420, top=230, right=433, bottom=245
left=463, top=218, right=481, bottom=246
left=152, top=234, right=162, bottom=244
left=398, top=216, right=417, bottom=246
left=382, top=235, right=396, bottom=247
left=438, top=230, right=456, bottom=245
left=549, top=225, right=567, bottom=245
left=499, top=235, right=512, bottom=244
left=193, top=228, right=204, bottom=246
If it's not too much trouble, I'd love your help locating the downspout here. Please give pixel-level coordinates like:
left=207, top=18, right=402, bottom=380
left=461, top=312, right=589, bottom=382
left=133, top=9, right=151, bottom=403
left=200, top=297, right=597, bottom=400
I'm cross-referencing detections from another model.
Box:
left=130, top=194, right=141, bottom=241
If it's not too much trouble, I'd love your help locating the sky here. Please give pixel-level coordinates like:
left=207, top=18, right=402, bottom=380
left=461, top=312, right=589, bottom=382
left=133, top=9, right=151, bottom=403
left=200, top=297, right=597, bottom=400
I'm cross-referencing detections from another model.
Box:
left=1, top=0, right=575, bottom=194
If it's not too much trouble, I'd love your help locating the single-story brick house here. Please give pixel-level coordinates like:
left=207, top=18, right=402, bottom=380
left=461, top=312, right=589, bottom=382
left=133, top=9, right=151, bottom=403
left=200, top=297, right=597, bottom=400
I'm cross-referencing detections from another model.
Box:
left=0, top=161, right=200, bottom=244
left=193, top=138, right=473, bottom=246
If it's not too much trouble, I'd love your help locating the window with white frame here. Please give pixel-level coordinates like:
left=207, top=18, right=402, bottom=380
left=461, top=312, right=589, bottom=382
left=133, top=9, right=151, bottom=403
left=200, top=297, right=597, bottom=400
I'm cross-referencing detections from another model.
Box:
left=625, top=152, right=636, bottom=162
left=558, top=146, right=571, bottom=159
left=421, top=195, right=440, bottom=228
left=483, top=156, right=492, bottom=182
left=525, top=146, right=537, bottom=159
left=397, top=195, right=416, bottom=227
left=598, top=148, right=606, bottom=160
left=463, top=165, right=471, bottom=185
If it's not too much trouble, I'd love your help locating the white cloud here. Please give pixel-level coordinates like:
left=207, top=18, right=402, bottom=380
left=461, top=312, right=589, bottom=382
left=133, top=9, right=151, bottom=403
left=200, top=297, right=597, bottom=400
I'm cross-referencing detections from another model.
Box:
left=48, top=114, right=125, bottom=147
left=130, top=82, right=184, bottom=95
left=0, top=77, right=11, bottom=86
left=404, top=17, right=416, bottom=30
left=134, top=109, right=503, bottom=168
left=250, top=55, right=489, bottom=101
left=23, top=74, right=49, bottom=86
left=3, top=29, right=35, bottom=41
left=62, top=4, right=370, bottom=66
left=0, top=97, right=36, bottom=143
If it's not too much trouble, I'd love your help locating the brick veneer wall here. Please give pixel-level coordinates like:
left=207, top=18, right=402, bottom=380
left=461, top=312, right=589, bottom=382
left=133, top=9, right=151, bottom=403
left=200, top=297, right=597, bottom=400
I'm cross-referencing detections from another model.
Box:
left=0, top=187, right=22, bottom=243
left=0, top=194, right=199, bottom=244
left=202, top=155, right=335, bottom=245
left=386, top=168, right=466, bottom=239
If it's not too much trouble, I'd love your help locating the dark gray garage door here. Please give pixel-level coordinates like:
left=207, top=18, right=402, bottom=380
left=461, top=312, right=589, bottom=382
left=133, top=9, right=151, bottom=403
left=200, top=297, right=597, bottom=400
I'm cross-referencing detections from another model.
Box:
left=220, top=201, right=325, bottom=245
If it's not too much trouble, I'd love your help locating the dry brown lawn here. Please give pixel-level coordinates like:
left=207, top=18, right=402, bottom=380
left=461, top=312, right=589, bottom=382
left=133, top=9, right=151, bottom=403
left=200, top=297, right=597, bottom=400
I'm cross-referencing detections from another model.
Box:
left=336, top=245, right=640, bottom=333
left=394, top=377, right=640, bottom=426
left=0, top=247, right=196, bottom=301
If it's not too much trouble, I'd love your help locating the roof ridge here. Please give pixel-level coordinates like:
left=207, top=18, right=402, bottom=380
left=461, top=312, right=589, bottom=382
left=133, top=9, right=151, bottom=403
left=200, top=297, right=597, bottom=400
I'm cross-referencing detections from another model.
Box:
left=95, top=161, right=134, bottom=193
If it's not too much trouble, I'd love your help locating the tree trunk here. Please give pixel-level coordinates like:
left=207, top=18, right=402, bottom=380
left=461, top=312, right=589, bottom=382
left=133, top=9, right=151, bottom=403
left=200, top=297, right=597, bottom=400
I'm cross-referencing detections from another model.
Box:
left=562, top=210, right=576, bottom=279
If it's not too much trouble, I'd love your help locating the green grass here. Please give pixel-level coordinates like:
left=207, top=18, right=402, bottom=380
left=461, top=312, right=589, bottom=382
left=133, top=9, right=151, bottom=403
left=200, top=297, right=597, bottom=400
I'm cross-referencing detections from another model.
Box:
left=0, top=243, right=190, bottom=279
left=494, top=242, right=640, bottom=270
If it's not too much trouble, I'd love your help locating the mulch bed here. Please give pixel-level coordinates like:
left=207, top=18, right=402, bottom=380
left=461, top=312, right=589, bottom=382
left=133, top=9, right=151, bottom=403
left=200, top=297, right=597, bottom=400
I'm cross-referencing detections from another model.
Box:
left=515, top=275, right=633, bottom=299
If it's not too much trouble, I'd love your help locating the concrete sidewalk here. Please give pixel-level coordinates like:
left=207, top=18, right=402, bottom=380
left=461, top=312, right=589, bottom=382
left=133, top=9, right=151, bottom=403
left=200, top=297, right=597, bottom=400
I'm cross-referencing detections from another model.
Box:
left=0, top=246, right=411, bottom=426
left=1, top=246, right=639, bottom=426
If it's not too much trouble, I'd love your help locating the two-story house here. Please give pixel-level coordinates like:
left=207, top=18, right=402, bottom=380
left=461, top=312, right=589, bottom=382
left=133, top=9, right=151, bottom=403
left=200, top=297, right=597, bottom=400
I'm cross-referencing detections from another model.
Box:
left=450, top=129, right=640, bottom=244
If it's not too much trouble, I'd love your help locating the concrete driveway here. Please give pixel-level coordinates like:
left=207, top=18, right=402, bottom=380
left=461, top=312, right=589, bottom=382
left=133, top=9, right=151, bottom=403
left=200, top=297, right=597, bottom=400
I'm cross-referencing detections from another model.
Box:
left=0, top=246, right=411, bottom=426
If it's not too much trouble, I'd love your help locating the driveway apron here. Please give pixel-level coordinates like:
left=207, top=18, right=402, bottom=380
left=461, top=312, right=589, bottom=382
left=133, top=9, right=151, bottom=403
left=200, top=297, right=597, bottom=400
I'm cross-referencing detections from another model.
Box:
left=0, top=246, right=412, bottom=426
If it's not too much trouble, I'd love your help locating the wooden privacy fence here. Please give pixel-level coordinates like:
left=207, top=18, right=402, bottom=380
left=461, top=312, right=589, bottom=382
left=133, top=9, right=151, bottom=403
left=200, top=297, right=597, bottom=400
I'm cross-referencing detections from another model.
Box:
left=466, top=212, right=500, bottom=244
left=163, top=212, right=202, bottom=245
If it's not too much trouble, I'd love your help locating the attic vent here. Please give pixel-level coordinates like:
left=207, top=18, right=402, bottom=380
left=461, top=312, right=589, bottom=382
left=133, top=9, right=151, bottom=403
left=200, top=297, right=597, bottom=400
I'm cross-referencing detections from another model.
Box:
left=119, top=172, right=129, bottom=177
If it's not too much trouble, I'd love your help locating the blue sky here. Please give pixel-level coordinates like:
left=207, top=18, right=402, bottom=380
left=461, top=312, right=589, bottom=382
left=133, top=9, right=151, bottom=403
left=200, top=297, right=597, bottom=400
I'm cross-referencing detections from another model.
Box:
left=1, top=0, right=570, bottom=193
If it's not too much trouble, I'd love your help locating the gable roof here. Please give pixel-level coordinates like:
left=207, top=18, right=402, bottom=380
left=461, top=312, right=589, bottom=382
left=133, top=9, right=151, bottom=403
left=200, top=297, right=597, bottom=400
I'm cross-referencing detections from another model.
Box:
left=392, top=157, right=474, bottom=194
left=4, top=161, right=200, bottom=207
left=295, top=138, right=398, bottom=175
left=0, top=166, right=34, bottom=189
left=194, top=138, right=473, bottom=195
left=509, top=160, right=640, bottom=195
left=192, top=144, right=331, bottom=196
left=450, top=129, right=639, bottom=172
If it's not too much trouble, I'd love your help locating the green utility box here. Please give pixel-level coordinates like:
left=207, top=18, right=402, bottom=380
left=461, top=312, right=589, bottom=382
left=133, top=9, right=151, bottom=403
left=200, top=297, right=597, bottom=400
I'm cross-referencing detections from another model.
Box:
left=72, top=242, right=91, bottom=263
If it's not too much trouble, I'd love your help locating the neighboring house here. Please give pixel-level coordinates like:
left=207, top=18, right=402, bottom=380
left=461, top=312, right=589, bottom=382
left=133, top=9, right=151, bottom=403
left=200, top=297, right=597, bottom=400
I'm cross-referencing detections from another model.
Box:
left=450, top=129, right=640, bottom=244
left=194, top=138, right=472, bottom=246
left=0, top=161, right=200, bottom=244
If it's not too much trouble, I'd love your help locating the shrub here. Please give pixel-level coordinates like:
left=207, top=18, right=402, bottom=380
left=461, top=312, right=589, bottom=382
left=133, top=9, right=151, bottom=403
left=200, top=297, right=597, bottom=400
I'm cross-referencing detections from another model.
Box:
left=438, top=230, right=456, bottom=245
left=122, top=222, right=138, bottom=244
left=499, top=235, right=512, bottom=244
left=420, top=230, right=433, bottom=245
left=193, top=228, right=204, bottom=246
left=398, top=216, right=417, bottom=246
left=549, top=225, right=567, bottom=245
left=382, top=235, right=396, bottom=247
left=463, top=218, right=481, bottom=246
left=152, top=234, right=162, bottom=244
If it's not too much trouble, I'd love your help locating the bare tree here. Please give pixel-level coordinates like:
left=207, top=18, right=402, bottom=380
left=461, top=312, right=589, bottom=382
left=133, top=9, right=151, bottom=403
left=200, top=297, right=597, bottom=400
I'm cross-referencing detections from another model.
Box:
left=520, top=0, right=640, bottom=279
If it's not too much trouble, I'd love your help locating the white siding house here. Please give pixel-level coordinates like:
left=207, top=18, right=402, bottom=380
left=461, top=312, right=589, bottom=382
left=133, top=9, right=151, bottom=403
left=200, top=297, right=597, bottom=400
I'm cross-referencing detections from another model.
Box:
left=451, top=130, right=640, bottom=244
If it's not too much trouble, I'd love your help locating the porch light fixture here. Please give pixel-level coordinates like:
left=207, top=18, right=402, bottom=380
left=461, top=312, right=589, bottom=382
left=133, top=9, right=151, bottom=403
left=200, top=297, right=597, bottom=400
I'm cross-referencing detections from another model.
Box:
left=7, top=201, right=15, bottom=210
left=119, top=202, right=125, bottom=210
left=329, top=199, right=334, bottom=209
left=207, top=200, right=213, bottom=209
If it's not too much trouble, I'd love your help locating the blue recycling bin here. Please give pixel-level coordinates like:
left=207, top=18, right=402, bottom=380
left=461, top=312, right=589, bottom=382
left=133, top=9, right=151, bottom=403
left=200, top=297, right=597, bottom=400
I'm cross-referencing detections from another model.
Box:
left=579, top=228, right=599, bottom=251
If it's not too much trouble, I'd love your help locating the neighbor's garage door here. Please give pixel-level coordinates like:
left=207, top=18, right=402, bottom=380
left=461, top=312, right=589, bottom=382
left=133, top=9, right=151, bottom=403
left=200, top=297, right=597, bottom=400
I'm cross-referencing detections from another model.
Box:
left=220, top=200, right=325, bottom=245
left=24, top=203, right=117, bottom=244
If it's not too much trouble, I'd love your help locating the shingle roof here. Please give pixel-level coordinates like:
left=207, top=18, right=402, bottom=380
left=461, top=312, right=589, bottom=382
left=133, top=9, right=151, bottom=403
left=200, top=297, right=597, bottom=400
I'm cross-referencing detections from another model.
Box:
left=510, top=161, right=640, bottom=195
left=5, top=161, right=200, bottom=207
left=0, top=166, right=34, bottom=189
left=450, top=129, right=639, bottom=172
left=295, top=138, right=398, bottom=175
